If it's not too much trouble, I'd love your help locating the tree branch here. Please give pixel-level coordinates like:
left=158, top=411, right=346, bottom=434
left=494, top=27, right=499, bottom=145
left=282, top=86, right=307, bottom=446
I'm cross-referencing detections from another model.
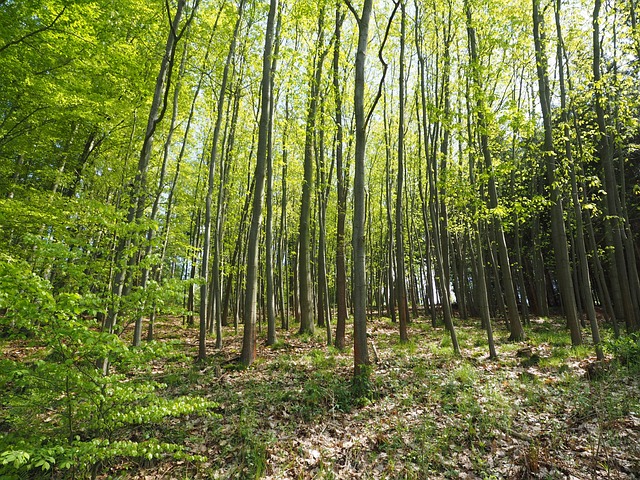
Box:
left=0, top=6, right=67, bottom=54
left=365, top=0, right=400, bottom=129
left=343, top=0, right=360, bottom=23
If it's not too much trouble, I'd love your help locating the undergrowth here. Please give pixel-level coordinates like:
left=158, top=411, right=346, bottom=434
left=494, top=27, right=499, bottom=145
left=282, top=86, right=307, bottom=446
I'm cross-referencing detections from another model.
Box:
left=2, top=257, right=639, bottom=479
left=0, top=257, right=218, bottom=479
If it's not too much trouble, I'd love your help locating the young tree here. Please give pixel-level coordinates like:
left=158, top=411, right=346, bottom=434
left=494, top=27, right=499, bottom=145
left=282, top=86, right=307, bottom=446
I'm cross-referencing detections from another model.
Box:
left=593, top=0, right=639, bottom=333
left=553, top=0, right=602, bottom=356
left=199, top=0, right=246, bottom=361
left=465, top=0, right=524, bottom=341
left=265, top=6, right=283, bottom=347
left=532, top=0, right=581, bottom=346
left=395, top=0, right=409, bottom=343
left=333, top=2, right=348, bottom=350
left=108, top=0, right=195, bottom=351
left=299, top=8, right=328, bottom=336
left=240, top=0, right=278, bottom=367
left=345, top=0, right=373, bottom=384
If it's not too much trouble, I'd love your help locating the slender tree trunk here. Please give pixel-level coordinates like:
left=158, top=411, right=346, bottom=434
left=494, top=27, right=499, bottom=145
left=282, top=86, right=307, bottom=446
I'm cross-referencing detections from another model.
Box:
left=279, top=96, right=290, bottom=331
left=299, top=10, right=327, bottom=335
left=240, top=0, right=277, bottom=367
left=104, top=1, right=190, bottom=371
left=395, top=0, right=409, bottom=343
left=593, top=0, right=638, bottom=332
left=348, top=0, right=373, bottom=382
left=333, top=3, right=347, bottom=349
left=383, top=100, right=397, bottom=324
left=465, top=1, right=523, bottom=341
left=554, top=0, right=602, bottom=357
left=134, top=29, right=192, bottom=346
left=199, top=1, right=244, bottom=361
left=415, top=95, right=437, bottom=328
left=265, top=7, right=282, bottom=346
left=417, top=3, right=459, bottom=352
left=533, top=0, right=581, bottom=345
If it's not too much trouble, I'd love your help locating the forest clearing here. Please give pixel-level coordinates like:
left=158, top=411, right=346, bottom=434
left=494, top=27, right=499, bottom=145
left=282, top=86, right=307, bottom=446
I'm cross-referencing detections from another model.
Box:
left=2, top=0, right=640, bottom=477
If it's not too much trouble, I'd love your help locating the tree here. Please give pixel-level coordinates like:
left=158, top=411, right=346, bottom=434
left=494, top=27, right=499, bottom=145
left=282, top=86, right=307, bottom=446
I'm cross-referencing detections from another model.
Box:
left=240, top=0, right=278, bottom=367
left=108, top=0, right=196, bottom=359
left=465, top=0, right=524, bottom=342
left=333, top=2, right=348, bottom=350
left=593, top=0, right=639, bottom=333
left=298, top=7, right=328, bottom=336
left=265, top=5, right=283, bottom=347
left=345, top=0, right=373, bottom=384
left=395, top=0, right=409, bottom=343
left=553, top=0, right=602, bottom=357
left=199, top=0, right=245, bottom=361
left=532, top=0, right=581, bottom=346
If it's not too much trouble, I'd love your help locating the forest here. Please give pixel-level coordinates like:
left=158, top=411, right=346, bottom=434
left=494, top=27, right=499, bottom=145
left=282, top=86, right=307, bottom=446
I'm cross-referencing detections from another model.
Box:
left=1, top=0, right=639, bottom=478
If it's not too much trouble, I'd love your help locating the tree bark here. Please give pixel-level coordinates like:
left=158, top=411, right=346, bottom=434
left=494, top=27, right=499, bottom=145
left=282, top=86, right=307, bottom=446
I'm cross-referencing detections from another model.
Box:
left=532, top=0, right=581, bottom=346
left=240, top=0, right=277, bottom=367
left=347, top=0, right=373, bottom=383
left=395, top=0, right=409, bottom=343
left=299, top=9, right=327, bottom=335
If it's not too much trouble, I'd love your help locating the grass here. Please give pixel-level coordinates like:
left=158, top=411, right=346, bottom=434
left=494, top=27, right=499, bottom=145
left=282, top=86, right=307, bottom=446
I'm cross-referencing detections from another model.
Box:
left=5, top=314, right=640, bottom=479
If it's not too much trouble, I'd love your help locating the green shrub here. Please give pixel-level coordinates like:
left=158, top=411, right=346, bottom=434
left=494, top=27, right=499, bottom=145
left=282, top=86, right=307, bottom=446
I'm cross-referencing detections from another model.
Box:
left=0, top=257, right=218, bottom=478
left=605, top=333, right=640, bottom=370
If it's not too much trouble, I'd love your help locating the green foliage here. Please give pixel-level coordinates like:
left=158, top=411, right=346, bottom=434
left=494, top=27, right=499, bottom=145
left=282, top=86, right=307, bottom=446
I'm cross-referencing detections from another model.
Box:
left=0, top=257, right=218, bottom=478
left=0, top=439, right=205, bottom=479
left=301, top=371, right=355, bottom=418
left=605, top=333, right=640, bottom=371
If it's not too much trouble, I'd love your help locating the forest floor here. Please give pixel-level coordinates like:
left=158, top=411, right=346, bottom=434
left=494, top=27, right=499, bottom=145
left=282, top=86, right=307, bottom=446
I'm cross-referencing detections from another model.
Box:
left=6, top=314, right=638, bottom=479
left=101, top=314, right=640, bottom=480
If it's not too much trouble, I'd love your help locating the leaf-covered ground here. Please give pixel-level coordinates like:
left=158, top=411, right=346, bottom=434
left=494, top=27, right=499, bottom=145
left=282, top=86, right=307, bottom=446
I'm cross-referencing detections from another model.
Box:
left=26, top=315, right=640, bottom=479
left=100, top=314, right=640, bottom=480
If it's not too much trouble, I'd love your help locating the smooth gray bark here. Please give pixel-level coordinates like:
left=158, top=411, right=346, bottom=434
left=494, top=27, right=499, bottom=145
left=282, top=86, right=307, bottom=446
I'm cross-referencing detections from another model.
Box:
left=240, top=0, right=277, bottom=367
left=532, top=0, right=581, bottom=346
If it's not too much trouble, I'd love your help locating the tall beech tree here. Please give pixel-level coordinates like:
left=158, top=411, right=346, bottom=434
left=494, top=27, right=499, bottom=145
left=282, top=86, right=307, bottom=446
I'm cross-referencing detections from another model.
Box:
left=298, top=7, right=328, bottom=335
left=265, top=5, right=283, bottom=347
left=240, top=0, right=278, bottom=367
left=395, top=0, right=409, bottom=343
left=532, top=0, right=581, bottom=346
left=345, top=0, right=374, bottom=383
left=593, top=0, right=639, bottom=333
left=552, top=0, right=601, bottom=357
left=465, top=0, right=524, bottom=342
left=107, top=0, right=196, bottom=349
left=199, top=0, right=245, bottom=361
left=333, top=2, right=348, bottom=350
left=415, top=0, right=460, bottom=353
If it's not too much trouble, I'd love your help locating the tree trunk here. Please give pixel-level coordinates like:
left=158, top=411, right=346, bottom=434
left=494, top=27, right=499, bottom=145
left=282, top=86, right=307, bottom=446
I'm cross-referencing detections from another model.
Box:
left=466, top=0, right=523, bottom=341
left=105, top=0, right=189, bottom=368
left=554, top=0, right=601, bottom=357
left=240, top=0, right=277, bottom=367
left=532, top=0, right=581, bottom=345
left=395, top=0, right=409, bottom=343
left=593, top=0, right=638, bottom=332
left=199, top=0, right=244, bottom=361
left=349, top=0, right=373, bottom=383
left=299, top=10, right=327, bottom=335
left=333, top=4, right=347, bottom=349
left=265, top=6, right=282, bottom=346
